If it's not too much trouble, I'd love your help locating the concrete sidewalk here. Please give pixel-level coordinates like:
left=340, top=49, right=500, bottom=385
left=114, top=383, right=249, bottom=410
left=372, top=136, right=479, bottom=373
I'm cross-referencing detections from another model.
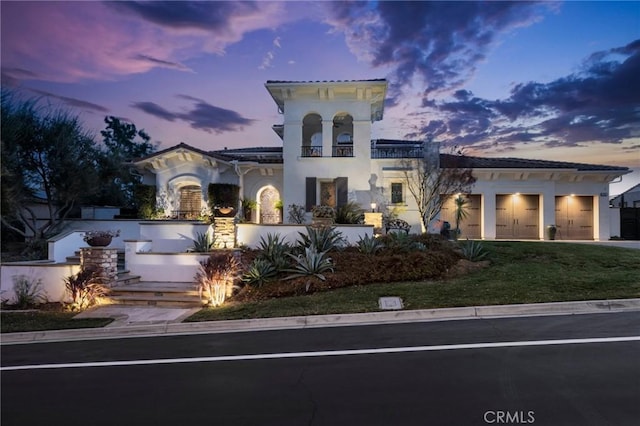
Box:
left=2, top=298, right=640, bottom=345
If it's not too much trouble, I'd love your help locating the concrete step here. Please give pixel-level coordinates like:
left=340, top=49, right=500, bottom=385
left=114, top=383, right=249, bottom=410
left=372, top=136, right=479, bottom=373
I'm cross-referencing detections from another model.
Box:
left=114, top=273, right=141, bottom=286
left=108, top=281, right=204, bottom=308
left=106, top=295, right=203, bottom=308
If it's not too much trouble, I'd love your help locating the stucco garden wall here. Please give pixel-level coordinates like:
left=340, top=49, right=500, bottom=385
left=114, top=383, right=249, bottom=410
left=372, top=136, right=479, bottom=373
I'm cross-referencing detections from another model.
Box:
left=0, top=262, right=79, bottom=304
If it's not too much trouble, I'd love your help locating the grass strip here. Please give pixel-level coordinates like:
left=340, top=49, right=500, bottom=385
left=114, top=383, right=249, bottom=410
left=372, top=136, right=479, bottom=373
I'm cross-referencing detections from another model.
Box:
left=1, top=311, right=113, bottom=333
left=186, top=242, right=640, bottom=322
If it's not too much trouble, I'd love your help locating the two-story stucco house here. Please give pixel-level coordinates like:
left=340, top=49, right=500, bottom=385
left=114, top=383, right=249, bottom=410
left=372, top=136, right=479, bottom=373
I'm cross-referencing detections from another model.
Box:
left=133, top=79, right=629, bottom=241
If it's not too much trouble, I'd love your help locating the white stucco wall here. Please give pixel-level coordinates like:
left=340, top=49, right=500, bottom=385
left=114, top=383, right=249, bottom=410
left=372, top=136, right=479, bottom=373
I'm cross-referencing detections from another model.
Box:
left=237, top=224, right=374, bottom=248
left=281, top=98, right=376, bottom=215
left=1, top=262, right=79, bottom=303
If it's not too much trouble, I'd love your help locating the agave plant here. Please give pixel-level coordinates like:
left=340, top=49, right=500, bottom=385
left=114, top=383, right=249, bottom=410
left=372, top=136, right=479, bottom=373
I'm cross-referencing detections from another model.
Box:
left=297, top=226, right=345, bottom=252
left=241, top=258, right=278, bottom=287
left=460, top=239, right=489, bottom=261
left=257, top=233, right=291, bottom=271
left=382, top=232, right=426, bottom=252
left=195, top=252, right=241, bottom=306
left=285, top=247, right=334, bottom=292
left=334, top=201, right=364, bottom=224
left=356, top=234, right=385, bottom=254
left=190, top=231, right=214, bottom=252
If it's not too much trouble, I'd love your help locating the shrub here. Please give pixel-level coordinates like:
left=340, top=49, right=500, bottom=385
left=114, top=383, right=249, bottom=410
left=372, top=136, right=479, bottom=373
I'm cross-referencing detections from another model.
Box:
left=64, top=269, right=110, bottom=311
left=335, top=202, right=364, bottom=224
left=11, top=275, right=46, bottom=308
left=297, top=226, right=345, bottom=252
left=380, top=232, right=426, bottom=253
left=195, top=252, right=241, bottom=306
left=312, top=205, right=335, bottom=219
left=208, top=183, right=240, bottom=216
left=134, top=184, right=157, bottom=219
left=356, top=234, right=384, bottom=254
left=460, top=239, right=489, bottom=261
left=287, top=204, right=306, bottom=224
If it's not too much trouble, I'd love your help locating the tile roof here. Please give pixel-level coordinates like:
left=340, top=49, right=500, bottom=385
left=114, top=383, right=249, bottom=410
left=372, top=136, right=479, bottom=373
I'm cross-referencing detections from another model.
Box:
left=134, top=142, right=628, bottom=172
left=440, top=154, right=629, bottom=172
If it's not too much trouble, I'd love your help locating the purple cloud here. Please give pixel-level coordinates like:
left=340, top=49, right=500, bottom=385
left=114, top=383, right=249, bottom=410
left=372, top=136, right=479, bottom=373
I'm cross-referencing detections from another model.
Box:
left=132, top=95, right=253, bottom=134
left=414, top=39, right=640, bottom=151
left=325, top=1, right=551, bottom=103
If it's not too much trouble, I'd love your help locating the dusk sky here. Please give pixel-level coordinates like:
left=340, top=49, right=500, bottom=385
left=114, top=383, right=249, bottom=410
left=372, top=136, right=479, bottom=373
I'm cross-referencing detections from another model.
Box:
left=2, top=1, right=639, bottom=194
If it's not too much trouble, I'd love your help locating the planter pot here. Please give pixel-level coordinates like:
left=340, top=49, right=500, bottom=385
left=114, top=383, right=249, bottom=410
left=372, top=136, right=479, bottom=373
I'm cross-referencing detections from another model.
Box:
left=86, top=236, right=113, bottom=247
left=312, top=217, right=334, bottom=228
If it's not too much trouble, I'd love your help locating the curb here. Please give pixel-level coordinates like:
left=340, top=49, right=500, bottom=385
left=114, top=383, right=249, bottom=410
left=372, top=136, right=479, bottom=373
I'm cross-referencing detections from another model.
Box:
left=2, top=298, right=640, bottom=345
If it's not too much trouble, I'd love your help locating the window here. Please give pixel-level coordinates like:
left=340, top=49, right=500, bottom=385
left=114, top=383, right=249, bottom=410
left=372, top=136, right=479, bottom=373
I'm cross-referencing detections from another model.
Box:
left=391, top=182, right=403, bottom=204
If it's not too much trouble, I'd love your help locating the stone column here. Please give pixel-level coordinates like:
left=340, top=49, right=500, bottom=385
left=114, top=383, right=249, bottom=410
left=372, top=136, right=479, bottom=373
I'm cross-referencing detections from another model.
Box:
left=80, top=247, right=118, bottom=286
left=213, top=217, right=236, bottom=248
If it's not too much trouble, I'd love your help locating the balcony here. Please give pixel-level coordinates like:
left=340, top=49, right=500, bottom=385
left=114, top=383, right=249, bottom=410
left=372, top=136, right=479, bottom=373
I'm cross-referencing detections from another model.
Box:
left=332, top=145, right=353, bottom=157
left=371, top=146, right=423, bottom=159
left=301, top=145, right=322, bottom=157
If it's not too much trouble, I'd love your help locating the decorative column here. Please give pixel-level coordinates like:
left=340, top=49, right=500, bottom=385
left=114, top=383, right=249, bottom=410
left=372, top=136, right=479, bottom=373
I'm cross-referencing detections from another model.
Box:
left=80, top=247, right=118, bottom=286
left=364, top=212, right=383, bottom=235
left=213, top=217, right=236, bottom=248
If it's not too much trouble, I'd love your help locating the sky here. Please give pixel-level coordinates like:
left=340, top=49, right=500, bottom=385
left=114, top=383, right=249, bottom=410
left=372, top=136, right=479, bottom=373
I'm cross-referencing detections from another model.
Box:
left=2, top=1, right=639, bottom=194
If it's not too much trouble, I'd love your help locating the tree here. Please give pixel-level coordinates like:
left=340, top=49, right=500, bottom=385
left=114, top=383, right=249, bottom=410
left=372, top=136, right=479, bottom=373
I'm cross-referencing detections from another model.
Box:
left=94, top=116, right=156, bottom=208
left=1, top=91, right=100, bottom=242
left=402, top=144, right=476, bottom=233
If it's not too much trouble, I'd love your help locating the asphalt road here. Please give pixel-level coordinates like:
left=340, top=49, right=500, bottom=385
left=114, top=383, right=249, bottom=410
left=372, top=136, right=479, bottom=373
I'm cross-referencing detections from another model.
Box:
left=2, top=312, right=639, bottom=425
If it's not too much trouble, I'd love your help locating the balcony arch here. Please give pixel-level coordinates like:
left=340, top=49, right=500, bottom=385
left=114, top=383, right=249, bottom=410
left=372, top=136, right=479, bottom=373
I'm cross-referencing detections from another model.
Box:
left=302, top=113, right=322, bottom=157
left=332, top=112, right=353, bottom=157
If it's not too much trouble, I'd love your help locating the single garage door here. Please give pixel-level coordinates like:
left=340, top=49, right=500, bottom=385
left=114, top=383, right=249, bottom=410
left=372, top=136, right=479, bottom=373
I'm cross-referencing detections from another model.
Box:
left=440, top=194, right=481, bottom=238
left=555, top=196, right=594, bottom=240
left=496, top=194, right=539, bottom=239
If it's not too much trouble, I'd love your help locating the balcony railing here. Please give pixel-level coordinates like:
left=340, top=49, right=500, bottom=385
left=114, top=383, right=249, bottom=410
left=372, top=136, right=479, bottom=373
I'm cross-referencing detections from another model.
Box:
left=371, top=146, right=423, bottom=159
left=301, top=145, right=322, bottom=157
left=171, top=210, right=202, bottom=220
left=332, top=145, right=353, bottom=157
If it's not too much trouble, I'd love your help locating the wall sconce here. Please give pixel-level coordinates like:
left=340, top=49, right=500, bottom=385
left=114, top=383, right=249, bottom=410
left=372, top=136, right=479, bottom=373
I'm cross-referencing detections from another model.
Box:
left=370, top=202, right=377, bottom=212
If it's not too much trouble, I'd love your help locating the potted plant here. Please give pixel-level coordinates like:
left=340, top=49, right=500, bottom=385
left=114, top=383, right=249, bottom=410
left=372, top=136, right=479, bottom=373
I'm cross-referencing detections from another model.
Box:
left=83, top=229, right=120, bottom=247
left=312, top=205, right=335, bottom=227
left=241, top=198, right=257, bottom=222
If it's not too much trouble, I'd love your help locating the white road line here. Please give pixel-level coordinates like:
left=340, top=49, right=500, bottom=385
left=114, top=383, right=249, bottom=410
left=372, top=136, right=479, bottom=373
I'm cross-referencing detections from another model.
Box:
left=2, top=335, right=639, bottom=372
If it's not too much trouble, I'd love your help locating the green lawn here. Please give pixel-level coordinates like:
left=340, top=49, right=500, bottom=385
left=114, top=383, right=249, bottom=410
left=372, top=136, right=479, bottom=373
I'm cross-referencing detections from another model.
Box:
left=0, top=311, right=113, bottom=333
left=186, top=242, right=640, bottom=322
left=2, top=242, right=638, bottom=332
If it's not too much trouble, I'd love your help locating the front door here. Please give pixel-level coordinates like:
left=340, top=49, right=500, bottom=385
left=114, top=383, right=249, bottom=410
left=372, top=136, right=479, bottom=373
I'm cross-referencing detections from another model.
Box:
left=259, top=187, right=280, bottom=224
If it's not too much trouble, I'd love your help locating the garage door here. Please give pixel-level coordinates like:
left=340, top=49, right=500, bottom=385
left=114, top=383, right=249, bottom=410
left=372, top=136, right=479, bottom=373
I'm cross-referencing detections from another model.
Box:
left=555, top=196, right=593, bottom=240
left=440, top=195, right=481, bottom=238
left=496, top=194, right=539, bottom=239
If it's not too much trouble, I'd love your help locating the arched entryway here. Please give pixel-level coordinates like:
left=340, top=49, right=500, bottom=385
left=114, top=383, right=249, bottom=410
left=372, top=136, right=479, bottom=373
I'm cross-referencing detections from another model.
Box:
left=258, top=186, right=281, bottom=224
